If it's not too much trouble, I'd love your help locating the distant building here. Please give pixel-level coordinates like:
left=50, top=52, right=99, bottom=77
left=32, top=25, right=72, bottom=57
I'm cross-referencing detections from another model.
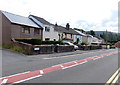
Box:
left=0, top=11, right=43, bottom=45
left=91, top=36, right=104, bottom=45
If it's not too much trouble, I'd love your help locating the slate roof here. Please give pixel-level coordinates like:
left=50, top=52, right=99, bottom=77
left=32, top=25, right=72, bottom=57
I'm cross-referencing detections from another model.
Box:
left=54, top=25, right=80, bottom=35
left=1, top=11, right=41, bottom=28
left=29, top=15, right=52, bottom=25
left=29, top=15, right=80, bottom=35
left=75, top=30, right=87, bottom=36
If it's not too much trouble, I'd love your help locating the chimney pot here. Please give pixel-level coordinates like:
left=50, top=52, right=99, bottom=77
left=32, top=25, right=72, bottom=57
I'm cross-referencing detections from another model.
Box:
left=66, top=23, right=70, bottom=30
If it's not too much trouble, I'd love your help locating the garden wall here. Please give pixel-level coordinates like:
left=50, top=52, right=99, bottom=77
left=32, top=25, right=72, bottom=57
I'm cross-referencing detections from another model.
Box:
left=12, top=41, right=74, bottom=55
left=77, top=45, right=102, bottom=50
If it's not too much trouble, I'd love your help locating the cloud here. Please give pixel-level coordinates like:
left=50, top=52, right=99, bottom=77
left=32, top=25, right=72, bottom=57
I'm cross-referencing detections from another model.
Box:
left=0, top=0, right=119, bottom=32
left=74, top=10, right=118, bottom=32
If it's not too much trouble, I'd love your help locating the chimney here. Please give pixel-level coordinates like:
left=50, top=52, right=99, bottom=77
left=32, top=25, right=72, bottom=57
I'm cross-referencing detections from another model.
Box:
left=55, top=22, right=58, bottom=26
left=66, top=23, right=70, bottom=30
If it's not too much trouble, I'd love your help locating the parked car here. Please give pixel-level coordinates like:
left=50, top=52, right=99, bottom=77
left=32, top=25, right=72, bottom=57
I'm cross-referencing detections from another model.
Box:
left=63, top=41, right=79, bottom=50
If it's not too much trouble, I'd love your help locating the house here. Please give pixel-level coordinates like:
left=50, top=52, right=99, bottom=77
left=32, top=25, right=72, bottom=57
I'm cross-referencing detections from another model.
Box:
left=74, top=30, right=83, bottom=44
left=74, top=30, right=88, bottom=44
left=54, top=23, right=80, bottom=42
left=29, top=15, right=59, bottom=41
left=29, top=15, right=80, bottom=42
left=0, top=11, right=43, bottom=45
left=86, top=34, right=93, bottom=45
left=91, top=36, right=104, bottom=45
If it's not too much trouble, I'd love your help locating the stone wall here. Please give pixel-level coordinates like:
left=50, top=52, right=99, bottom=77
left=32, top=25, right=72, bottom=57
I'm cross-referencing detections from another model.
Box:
left=12, top=41, right=74, bottom=55
left=77, top=45, right=102, bottom=50
left=54, top=45, right=74, bottom=53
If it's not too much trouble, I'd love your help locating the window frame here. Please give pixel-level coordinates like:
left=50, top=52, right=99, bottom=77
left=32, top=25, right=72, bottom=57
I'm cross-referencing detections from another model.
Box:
left=45, top=27, right=50, bottom=32
left=34, top=28, right=40, bottom=34
left=21, top=27, right=30, bottom=34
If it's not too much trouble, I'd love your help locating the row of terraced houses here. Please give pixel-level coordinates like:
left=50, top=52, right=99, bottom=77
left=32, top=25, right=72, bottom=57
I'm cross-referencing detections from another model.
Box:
left=0, top=10, right=103, bottom=45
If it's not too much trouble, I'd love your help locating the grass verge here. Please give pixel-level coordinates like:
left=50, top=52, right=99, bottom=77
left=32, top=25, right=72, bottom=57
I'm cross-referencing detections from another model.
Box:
left=2, top=45, right=31, bottom=55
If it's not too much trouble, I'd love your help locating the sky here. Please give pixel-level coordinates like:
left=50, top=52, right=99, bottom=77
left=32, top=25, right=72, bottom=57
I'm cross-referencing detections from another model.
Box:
left=0, top=0, right=119, bottom=32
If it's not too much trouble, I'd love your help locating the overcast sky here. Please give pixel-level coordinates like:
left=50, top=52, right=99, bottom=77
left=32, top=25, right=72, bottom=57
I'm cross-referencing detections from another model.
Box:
left=0, top=0, right=119, bottom=32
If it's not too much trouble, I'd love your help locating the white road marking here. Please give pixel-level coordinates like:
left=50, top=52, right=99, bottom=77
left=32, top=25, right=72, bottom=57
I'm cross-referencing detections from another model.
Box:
left=0, top=71, right=30, bottom=79
left=13, top=75, right=42, bottom=84
left=1, top=79, right=8, bottom=84
left=80, top=61, right=88, bottom=64
left=74, top=61, right=78, bottom=64
left=40, top=70, right=44, bottom=74
left=60, top=65, right=64, bottom=68
left=93, top=57, right=101, bottom=60
left=62, top=64, right=78, bottom=69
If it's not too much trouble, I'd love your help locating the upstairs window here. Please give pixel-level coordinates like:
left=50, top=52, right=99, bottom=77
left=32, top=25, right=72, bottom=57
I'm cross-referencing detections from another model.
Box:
left=22, top=27, right=30, bottom=34
left=34, top=28, right=40, bottom=34
left=45, top=27, right=50, bottom=32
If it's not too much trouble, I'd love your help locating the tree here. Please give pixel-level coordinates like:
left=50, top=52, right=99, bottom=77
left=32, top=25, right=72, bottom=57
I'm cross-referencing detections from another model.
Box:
left=100, top=32, right=118, bottom=43
left=86, top=30, right=95, bottom=36
left=58, top=33, right=64, bottom=41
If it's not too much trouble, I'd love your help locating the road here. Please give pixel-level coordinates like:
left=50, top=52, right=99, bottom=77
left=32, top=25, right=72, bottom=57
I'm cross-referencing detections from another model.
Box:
left=1, top=48, right=119, bottom=84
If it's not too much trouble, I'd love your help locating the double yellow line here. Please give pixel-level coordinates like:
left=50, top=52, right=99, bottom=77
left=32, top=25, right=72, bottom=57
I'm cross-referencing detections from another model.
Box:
left=105, top=68, right=120, bottom=85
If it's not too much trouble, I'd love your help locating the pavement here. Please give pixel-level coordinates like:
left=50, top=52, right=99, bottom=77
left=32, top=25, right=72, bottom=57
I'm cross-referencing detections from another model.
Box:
left=1, top=48, right=119, bottom=84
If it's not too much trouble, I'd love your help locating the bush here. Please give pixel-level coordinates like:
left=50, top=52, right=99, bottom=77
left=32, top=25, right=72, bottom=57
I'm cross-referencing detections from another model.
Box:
left=42, top=41, right=64, bottom=45
left=11, top=46, right=26, bottom=53
left=2, top=45, right=30, bottom=54
left=15, top=39, right=65, bottom=45
left=15, top=38, right=42, bottom=45
left=100, top=43, right=113, bottom=46
left=2, top=44, right=13, bottom=49
left=81, top=42, right=88, bottom=45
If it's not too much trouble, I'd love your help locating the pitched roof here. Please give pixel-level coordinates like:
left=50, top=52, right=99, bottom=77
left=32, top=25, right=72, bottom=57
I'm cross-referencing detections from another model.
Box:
left=29, top=15, right=80, bottom=35
left=54, top=25, right=80, bottom=35
left=75, top=30, right=87, bottom=36
left=29, top=15, right=52, bottom=25
left=1, top=11, right=41, bottom=28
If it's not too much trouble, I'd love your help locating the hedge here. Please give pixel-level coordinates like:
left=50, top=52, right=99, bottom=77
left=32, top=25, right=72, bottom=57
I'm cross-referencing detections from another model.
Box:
left=15, top=39, right=42, bottom=45
left=42, top=41, right=64, bottom=45
left=15, top=39, right=64, bottom=45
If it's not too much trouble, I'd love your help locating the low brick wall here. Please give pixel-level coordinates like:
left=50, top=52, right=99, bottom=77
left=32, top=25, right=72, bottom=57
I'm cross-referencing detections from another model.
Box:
left=77, top=45, right=102, bottom=50
left=54, top=45, right=74, bottom=53
left=12, top=41, right=33, bottom=54
left=12, top=41, right=74, bottom=55
left=33, top=45, right=55, bottom=54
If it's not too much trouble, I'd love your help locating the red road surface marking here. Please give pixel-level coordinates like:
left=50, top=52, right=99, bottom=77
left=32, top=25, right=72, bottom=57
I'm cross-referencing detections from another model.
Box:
left=0, top=51, right=118, bottom=84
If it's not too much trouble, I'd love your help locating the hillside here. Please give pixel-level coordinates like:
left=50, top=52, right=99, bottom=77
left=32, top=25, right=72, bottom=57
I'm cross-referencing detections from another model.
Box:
left=94, top=31, right=117, bottom=35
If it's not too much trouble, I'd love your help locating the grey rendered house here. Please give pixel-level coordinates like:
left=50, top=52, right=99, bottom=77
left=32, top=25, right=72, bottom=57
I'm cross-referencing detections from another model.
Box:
left=29, top=15, right=80, bottom=42
left=0, top=11, right=43, bottom=45
left=29, top=15, right=59, bottom=41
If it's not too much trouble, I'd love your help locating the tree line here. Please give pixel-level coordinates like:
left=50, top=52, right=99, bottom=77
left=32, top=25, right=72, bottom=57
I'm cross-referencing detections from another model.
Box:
left=74, top=28, right=120, bottom=44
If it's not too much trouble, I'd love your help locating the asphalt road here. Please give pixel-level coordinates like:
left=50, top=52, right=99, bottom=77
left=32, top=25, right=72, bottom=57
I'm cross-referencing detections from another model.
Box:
left=1, top=48, right=119, bottom=84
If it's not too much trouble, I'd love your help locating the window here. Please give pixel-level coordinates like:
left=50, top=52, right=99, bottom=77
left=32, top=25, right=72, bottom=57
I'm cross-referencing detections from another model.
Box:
left=34, top=28, right=40, bottom=34
left=22, top=27, right=30, bottom=34
left=45, top=38, right=50, bottom=41
left=45, top=27, right=50, bottom=32
left=71, top=34, right=72, bottom=38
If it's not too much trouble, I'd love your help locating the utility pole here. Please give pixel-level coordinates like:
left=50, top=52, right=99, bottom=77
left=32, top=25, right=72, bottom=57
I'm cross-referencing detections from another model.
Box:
left=106, top=30, right=108, bottom=49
